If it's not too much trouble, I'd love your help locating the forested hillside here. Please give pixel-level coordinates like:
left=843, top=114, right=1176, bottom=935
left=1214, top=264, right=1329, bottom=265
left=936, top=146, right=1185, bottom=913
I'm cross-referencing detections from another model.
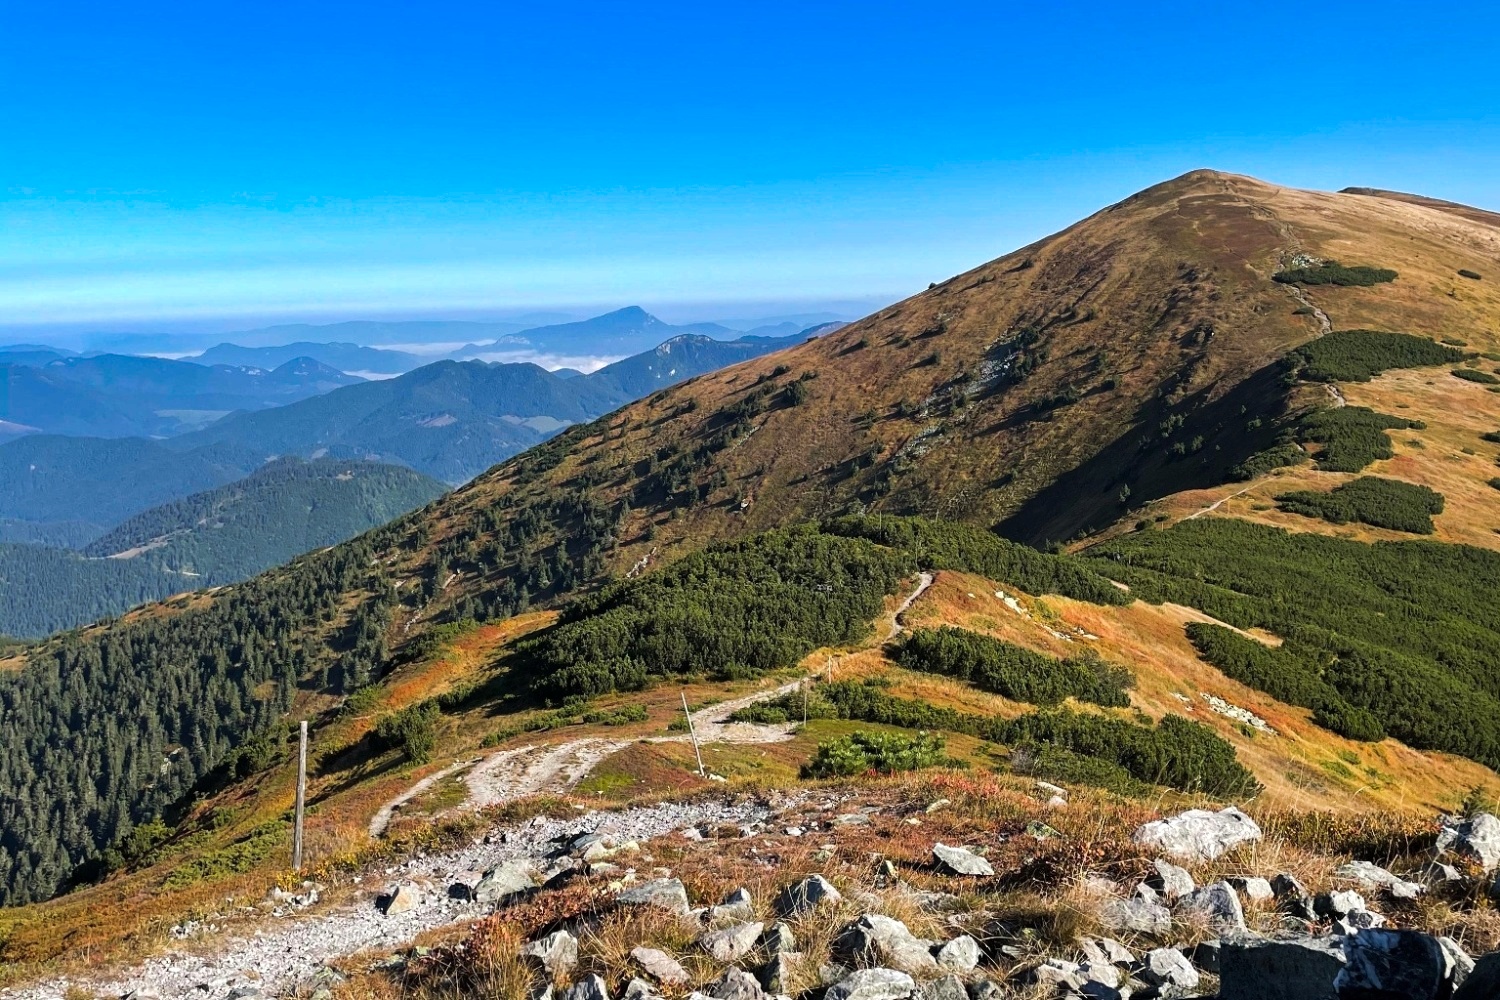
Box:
left=0, top=460, right=445, bottom=638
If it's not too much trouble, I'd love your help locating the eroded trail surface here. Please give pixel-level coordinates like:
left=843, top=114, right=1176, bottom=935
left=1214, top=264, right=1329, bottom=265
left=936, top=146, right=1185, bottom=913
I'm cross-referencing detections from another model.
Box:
left=10, top=799, right=789, bottom=1000
left=371, top=571, right=937, bottom=836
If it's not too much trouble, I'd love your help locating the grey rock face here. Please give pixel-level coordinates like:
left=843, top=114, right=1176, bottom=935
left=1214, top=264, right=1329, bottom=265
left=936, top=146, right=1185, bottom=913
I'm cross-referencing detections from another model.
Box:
left=1181, top=880, right=1246, bottom=933
left=774, top=874, right=842, bottom=917
left=563, top=974, right=611, bottom=1000
left=1133, top=806, right=1263, bottom=860
left=1335, top=929, right=1453, bottom=1000
left=616, top=878, right=691, bottom=915
left=837, top=914, right=938, bottom=973
left=707, top=967, right=767, bottom=1000
left=380, top=884, right=420, bottom=915
left=1140, top=947, right=1200, bottom=990
left=1314, top=889, right=1367, bottom=919
left=1336, top=860, right=1424, bottom=899
left=1439, top=936, right=1475, bottom=988
left=1218, top=936, right=1345, bottom=1000
left=1229, top=875, right=1276, bottom=904
left=1437, top=812, right=1500, bottom=871
left=824, top=967, right=918, bottom=1000
left=756, top=951, right=800, bottom=993
left=762, top=920, right=796, bottom=956
left=918, top=974, right=967, bottom=1000
left=630, top=946, right=689, bottom=985
left=621, top=978, right=661, bottom=1000
left=1098, top=896, right=1172, bottom=936
left=934, top=934, right=980, bottom=973
left=474, top=859, right=537, bottom=904
left=1147, top=858, right=1196, bottom=900
left=707, top=887, right=756, bottom=925
left=1080, top=937, right=1136, bottom=967
left=520, top=930, right=579, bottom=976
left=932, top=843, right=994, bottom=877
left=700, top=921, right=765, bottom=963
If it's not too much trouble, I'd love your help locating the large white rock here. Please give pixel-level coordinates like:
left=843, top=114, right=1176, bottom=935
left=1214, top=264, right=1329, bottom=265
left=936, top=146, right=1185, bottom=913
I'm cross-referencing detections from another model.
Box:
left=1133, top=807, right=1262, bottom=861
left=1437, top=813, right=1500, bottom=872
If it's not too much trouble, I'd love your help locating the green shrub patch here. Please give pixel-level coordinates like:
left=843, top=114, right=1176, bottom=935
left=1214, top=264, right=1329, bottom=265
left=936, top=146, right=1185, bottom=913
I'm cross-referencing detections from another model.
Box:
left=1275, top=477, right=1444, bottom=534
left=1298, top=407, right=1421, bottom=472
left=1274, top=261, right=1397, bottom=286
left=1291, top=331, right=1463, bottom=383
left=893, top=626, right=1133, bottom=707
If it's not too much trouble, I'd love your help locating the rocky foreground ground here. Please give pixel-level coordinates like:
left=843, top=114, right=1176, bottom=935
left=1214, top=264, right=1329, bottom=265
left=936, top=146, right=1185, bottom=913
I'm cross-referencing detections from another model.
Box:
left=15, top=779, right=1500, bottom=1000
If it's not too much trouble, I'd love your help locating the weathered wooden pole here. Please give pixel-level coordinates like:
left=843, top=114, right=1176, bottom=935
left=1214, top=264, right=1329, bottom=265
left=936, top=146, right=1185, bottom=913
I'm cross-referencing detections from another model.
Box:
left=682, top=691, right=706, bottom=778
left=292, top=720, right=308, bottom=872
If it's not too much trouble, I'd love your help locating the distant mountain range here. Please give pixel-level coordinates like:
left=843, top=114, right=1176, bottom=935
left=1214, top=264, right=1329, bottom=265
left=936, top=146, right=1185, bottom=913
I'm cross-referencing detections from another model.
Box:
left=192, top=341, right=429, bottom=375
left=0, top=458, right=446, bottom=637
left=0, top=354, right=360, bottom=440
left=0, top=318, right=824, bottom=545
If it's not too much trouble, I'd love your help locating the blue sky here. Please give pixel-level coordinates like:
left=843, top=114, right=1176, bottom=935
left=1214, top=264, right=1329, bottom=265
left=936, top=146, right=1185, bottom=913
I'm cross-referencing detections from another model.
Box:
left=2, top=0, right=1498, bottom=339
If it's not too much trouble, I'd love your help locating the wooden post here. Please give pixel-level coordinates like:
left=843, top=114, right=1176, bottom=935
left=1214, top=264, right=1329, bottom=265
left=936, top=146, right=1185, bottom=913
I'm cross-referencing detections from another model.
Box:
left=682, top=691, right=706, bottom=778
left=292, top=720, right=308, bottom=872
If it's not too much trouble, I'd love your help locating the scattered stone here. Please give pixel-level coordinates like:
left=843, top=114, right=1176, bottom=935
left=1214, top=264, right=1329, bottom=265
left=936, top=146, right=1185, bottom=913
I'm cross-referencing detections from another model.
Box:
left=706, top=966, right=767, bottom=1000
left=1133, top=806, right=1263, bottom=861
left=968, top=981, right=1005, bottom=1000
left=1335, top=929, right=1454, bottom=1000
left=1140, top=947, right=1200, bottom=990
left=474, top=860, right=537, bottom=904
left=762, top=921, right=796, bottom=956
left=1437, top=812, right=1500, bottom=871
left=1439, top=937, right=1475, bottom=988
left=934, top=935, right=980, bottom=973
left=616, top=878, right=691, bottom=915
left=1272, top=873, right=1310, bottom=899
left=1334, top=908, right=1388, bottom=935
left=824, top=967, right=917, bottom=1000
left=1218, top=936, right=1346, bottom=1000
left=1099, top=896, right=1171, bottom=936
left=1314, top=889, right=1367, bottom=919
left=630, top=946, right=689, bottom=985
left=1418, top=861, right=1463, bottom=885
left=774, top=874, right=842, bottom=917
left=379, top=884, right=421, bottom=916
left=837, top=914, right=938, bottom=973
left=1229, top=875, right=1276, bottom=904
left=564, top=974, right=610, bottom=1000
left=521, top=930, right=579, bottom=977
left=707, top=887, right=755, bottom=925
left=700, top=921, right=765, bottom=963
left=1026, top=820, right=1061, bottom=840
left=918, top=974, right=968, bottom=1000
left=757, top=951, right=800, bottom=993
left=1337, top=860, right=1425, bottom=899
left=1147, top=859, right=1195, bottom=900
left=932, top=843, right=994, bottom=877
left=1181, top=880, right=1246, bottom=933
left=1080, top=937, right=1136, bottom=967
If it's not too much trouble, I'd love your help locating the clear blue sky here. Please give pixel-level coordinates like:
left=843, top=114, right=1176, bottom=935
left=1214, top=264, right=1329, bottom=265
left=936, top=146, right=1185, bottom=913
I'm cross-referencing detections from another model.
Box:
left=2, top=0, right=1498, bottom=336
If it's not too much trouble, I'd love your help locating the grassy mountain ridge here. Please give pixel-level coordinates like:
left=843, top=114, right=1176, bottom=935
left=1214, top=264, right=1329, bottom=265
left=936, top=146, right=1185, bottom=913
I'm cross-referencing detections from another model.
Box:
left=2, top=169, right=1499, bottom=916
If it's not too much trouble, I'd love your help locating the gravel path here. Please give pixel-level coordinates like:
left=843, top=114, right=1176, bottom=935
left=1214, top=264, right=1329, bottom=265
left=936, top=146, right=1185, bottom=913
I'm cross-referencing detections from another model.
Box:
left=7, top=798, right=790, bottom=1000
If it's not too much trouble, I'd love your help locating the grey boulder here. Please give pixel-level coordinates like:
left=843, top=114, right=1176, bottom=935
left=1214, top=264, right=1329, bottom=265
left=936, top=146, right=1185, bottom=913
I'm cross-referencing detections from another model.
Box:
left=700, top=921, right=765, bottom=963
left=1218, top=936, right=1345, bottom=1000
left=474, top=860, right=537, bottom=904
left=1140, top=947, right=1200, bottom=990
left=1133, top=806, right=1263, bottom=861
left=1146, top=858, right=1196, bottom=900
left=520, top=930, right=578, bottom=976
left=1335, top=929, right=1455, bottom=1000
left=563, top=975, right=610, bottom=1000
left=934, top=934, right=980, bottom=973
left=774, top=874, right=842, bottom=917
left=1437, top=812, right=1500, bottom=872
left=836, top=914, right=937, bottom=973
left=825, top=968, right=917, bottom=1000
left=616, top=878, right=691, bottom=915
left=1098, top=896, right=1171, bottom=936
left=1180, top=880, right=1246, bottom=934
left=932, top=843, right=994, bottom=877
left=630, top=946, right=689, bottom=984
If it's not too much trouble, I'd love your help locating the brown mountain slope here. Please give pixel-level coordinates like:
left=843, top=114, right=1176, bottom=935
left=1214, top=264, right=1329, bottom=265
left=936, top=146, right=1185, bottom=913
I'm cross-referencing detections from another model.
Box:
left=416, top=169, right=1500, bottom=596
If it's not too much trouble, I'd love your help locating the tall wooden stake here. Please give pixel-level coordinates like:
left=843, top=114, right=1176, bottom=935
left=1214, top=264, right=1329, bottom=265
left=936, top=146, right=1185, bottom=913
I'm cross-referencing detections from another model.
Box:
left=292, top=720, right=308, bottom=872
left=682, top=691, right=706, bottom=778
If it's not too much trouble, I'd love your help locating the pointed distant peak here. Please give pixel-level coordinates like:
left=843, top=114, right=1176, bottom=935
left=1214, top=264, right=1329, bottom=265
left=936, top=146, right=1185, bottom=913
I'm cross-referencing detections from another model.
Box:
left=598, top=305, right=659, bottom=324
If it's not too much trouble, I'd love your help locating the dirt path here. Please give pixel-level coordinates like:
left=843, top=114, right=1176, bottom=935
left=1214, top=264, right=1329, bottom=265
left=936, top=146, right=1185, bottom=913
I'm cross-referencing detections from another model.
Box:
left=1186, top=486, right=1256, bottom=521
left=11, top=798, right=791, bottom=1000
left=370, top=571, right=937, bottom=835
